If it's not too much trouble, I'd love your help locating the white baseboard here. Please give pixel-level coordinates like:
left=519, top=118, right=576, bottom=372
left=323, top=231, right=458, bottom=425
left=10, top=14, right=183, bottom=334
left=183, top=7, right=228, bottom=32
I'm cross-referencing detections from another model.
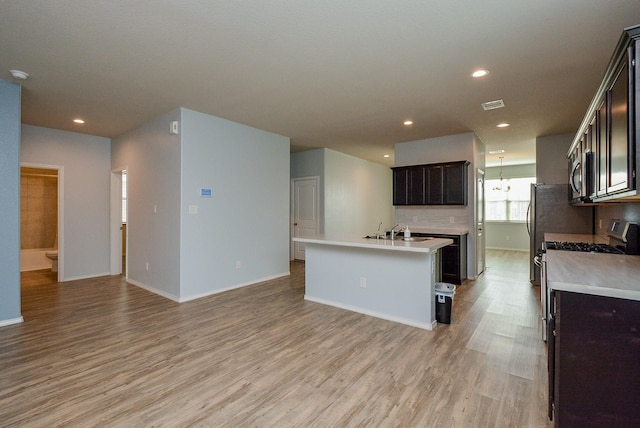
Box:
left=126, top=278, right=180, bottom=302
left=304, top=295, right=436, bottom=331
left=0, top=316, right=24, bottom=328
left=179, top=271, right=291, bottom=303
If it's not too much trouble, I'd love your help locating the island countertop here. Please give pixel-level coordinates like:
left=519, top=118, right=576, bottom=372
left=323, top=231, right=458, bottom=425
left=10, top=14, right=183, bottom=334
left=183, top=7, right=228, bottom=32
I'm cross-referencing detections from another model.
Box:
left=293, top=234, right=453, bottom=253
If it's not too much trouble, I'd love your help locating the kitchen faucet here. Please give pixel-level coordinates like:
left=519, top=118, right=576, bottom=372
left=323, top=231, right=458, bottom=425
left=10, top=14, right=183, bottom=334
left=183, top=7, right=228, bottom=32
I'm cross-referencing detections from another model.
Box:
left=389, top=224, right=400, bottom=240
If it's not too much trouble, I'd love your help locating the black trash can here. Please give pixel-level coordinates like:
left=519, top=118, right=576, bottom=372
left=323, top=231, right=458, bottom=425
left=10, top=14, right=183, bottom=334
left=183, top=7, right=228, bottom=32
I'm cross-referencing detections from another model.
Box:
left=435, top=282, right=456, bottom=324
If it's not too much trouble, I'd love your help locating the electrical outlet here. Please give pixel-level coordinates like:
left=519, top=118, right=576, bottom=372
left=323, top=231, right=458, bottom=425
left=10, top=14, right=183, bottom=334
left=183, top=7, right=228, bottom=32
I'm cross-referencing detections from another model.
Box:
left=359, top=277, right=366, bottom=288
left=449, top=217, right=455, bottom=224
left=236, top=260, right=242, bottom=269
left=413, top=216, right=418, bottom=223
left=145, top=262, right=149, bottom=271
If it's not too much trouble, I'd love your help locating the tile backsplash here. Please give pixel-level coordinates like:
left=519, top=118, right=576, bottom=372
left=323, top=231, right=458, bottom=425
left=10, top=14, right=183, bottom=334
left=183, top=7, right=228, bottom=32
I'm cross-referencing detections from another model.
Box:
left=596, top=202, right=640, bottom=237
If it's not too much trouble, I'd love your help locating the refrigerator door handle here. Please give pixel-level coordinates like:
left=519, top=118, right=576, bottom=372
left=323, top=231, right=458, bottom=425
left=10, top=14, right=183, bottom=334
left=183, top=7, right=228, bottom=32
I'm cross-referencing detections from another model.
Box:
left=526, top=202, right=531, bottom=236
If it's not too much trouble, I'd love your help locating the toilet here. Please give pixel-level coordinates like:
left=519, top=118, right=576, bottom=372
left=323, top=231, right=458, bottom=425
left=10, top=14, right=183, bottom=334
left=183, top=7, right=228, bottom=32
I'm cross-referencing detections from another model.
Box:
left=45, top=250, right=58, bottom=272
left=45, top=233, right=58, bottom=272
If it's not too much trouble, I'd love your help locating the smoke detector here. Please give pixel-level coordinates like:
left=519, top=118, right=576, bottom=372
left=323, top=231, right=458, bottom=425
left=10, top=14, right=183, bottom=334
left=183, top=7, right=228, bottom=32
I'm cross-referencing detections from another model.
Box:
left=9, top=69, right=29, bottom=80
left=481, top=99, right=505, bottom=110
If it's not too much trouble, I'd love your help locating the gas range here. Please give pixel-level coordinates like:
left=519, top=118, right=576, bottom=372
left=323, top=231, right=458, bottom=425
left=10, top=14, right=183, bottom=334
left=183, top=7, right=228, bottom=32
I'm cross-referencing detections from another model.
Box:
left=544, top=220, right=639, bottom=255
left=543, top=241, right=624, bottom=254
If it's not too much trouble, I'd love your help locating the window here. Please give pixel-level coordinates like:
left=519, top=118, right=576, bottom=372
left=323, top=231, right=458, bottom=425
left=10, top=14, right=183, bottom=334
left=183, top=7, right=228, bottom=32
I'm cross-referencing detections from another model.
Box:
left=486, top=177, right=535, bottom=222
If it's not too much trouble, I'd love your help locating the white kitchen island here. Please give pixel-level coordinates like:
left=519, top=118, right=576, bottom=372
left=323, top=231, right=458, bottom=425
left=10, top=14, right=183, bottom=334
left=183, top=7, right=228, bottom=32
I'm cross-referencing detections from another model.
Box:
left=293, top=234, right=453, bottom=330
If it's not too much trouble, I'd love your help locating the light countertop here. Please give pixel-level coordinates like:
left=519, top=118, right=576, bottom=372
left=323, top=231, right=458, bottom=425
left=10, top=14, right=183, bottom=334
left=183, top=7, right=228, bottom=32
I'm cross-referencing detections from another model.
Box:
left=293, top=234, right=453, bottom=254
left=546, top=250, right=640, bottom=301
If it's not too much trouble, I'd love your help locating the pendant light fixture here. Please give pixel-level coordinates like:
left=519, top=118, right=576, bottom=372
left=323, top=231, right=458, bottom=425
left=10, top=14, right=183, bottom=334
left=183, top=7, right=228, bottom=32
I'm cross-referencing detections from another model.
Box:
left=492, top=156, right=511, bottom=192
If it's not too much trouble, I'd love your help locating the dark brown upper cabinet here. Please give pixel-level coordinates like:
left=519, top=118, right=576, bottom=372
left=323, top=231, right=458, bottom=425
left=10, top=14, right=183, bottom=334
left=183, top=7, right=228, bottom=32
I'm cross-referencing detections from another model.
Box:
left=570, top=24, right=639, bottom=203
left=392, top=161, right=469, bottom=206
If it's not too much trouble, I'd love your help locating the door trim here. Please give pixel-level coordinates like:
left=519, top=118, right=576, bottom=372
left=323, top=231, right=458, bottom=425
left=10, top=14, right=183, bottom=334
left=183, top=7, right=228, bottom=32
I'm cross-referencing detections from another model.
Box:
left=110, top=168, right=127, bottom=276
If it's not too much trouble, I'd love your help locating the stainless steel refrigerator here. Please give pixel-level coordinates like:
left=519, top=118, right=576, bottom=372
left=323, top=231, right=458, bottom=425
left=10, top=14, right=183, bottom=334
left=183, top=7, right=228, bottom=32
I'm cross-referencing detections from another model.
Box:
left=528, top=184, right=594, bottom=285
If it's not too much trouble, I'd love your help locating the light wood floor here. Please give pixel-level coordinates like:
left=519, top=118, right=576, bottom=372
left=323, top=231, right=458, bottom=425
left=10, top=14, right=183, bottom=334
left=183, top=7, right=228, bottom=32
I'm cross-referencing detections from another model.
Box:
left=3, top=250, right=551, bottom=427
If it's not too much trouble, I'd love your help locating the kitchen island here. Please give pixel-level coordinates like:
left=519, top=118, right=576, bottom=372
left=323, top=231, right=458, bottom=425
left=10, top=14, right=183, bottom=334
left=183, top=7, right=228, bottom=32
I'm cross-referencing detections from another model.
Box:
left=293, top=234, right=453, bottom=330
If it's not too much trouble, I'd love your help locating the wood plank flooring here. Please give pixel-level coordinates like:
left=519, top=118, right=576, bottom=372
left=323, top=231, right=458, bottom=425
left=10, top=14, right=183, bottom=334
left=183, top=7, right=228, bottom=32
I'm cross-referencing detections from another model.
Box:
left=2, top=250, right=551, bottom=427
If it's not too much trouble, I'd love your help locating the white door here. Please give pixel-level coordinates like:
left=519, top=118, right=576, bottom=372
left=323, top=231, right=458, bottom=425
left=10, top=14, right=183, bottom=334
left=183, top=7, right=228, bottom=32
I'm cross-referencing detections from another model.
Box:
left=292, top=177, right=319, bottom=260
left=476, top=169, right=486, bottom=275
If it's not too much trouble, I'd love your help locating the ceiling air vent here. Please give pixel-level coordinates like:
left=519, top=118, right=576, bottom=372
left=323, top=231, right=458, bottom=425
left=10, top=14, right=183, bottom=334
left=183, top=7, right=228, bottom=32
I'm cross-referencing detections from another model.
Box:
left=481, top=99, right=505, bottom=111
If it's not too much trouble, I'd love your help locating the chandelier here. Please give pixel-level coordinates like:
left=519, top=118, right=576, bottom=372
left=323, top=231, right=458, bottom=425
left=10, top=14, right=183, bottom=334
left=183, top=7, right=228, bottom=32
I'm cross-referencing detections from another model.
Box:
left=492, top=156, right=511, bottom=192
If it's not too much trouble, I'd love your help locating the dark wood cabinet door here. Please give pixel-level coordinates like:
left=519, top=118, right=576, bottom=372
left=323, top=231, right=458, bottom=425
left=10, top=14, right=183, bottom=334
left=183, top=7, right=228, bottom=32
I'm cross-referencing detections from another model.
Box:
left=440, top=243, right=460, bottom=284
left=408, top=166, right=425, bottom=205
left=425, top=165, right=443, bottom=205
left=443, top=162, right=467, bottom=205
left=607, top=59, right=633, bottom=194
left=596, top=101, right=608, bottom=197
left=392, top=168, right=408, bottom=205
left=554, top=291, right=640, bottom=426
left=392, top=161, right=468, bottom=206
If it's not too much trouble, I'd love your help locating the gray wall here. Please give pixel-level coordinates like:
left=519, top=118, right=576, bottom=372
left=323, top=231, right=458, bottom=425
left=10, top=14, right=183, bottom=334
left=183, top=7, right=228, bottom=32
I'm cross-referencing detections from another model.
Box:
left=21, top=125, right=112, bottom=281
left=180, top=108, right=290, bottom=300
left=112, top=109, right=182, bottom=299
left=0, top=80, right=22, bottom=326
left=536, top=133, right=572, bottom=184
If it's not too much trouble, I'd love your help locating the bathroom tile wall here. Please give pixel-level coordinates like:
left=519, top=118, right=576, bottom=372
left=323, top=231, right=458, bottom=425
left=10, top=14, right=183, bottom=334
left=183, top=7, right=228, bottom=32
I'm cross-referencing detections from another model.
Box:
left=20, top=172, right=57, bottom=249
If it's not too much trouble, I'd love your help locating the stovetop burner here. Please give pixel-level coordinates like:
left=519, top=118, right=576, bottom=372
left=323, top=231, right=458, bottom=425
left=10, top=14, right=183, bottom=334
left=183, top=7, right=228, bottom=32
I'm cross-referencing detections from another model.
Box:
left=544, top=241, right=624, bottom=254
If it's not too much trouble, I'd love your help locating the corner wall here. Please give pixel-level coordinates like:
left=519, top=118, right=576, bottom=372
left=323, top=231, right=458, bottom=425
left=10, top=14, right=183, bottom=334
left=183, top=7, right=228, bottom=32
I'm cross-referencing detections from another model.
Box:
left=290, top=148, right=394, bottom=238
left=0, top=80, right=22, bottom=326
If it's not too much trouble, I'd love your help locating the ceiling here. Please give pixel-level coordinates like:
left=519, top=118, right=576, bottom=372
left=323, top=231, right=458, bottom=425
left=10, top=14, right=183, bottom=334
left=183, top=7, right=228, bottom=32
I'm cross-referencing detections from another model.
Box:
left=2, top=1, right=639, bottom=168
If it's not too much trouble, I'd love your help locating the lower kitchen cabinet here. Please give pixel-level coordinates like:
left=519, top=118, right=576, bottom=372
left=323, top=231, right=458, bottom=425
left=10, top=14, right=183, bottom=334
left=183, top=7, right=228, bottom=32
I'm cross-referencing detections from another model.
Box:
left=414, top=233, right=467, bottom=284
left=548, top=290, right=640, bottom=427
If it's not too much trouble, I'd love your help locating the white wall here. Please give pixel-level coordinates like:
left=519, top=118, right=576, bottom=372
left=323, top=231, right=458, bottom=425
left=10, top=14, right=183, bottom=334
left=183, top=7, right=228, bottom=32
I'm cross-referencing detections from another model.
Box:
left=21, top=125, right=111, bottom=281
left=323, top=149, right=393, bottom=236
left=180, top=109, right=290, bottom=300
left=394, top=132, right=485, bottom=278
left=0, top=80, right=22, bottom=326
left=111, top=110, right=182, bottom=299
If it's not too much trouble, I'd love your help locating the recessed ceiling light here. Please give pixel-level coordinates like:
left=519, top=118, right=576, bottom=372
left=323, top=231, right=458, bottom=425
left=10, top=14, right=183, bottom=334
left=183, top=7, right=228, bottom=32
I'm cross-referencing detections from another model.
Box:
left=9, top=69, right=29, bottom=80
left=489, top=149, right=506, bottom=154
left=383, top=154, right=390, bottom=158
left=73, top=118, right=85, bottom=124
left=472, top=69, right=489, bottom=78
left=496, top=122, right=510, bottom=128
left=403, top=120, right=413, bottom=126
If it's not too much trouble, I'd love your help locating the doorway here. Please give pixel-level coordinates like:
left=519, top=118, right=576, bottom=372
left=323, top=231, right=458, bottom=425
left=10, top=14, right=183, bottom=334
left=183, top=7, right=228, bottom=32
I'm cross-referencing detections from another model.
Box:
left=110, top=169, right=127, bottom=276
left=19, top=163, right=64, bottom=282
left=291, top=176, right=320, bottom=261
